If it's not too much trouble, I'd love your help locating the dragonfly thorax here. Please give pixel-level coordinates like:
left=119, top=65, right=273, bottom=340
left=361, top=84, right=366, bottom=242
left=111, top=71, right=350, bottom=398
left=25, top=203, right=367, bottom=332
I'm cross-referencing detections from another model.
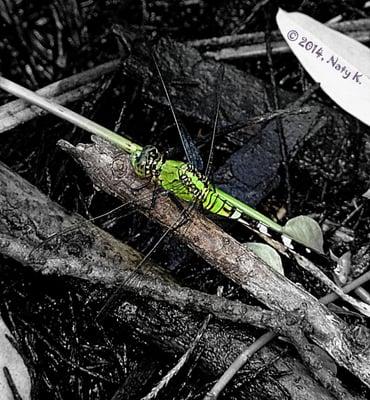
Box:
left=130, top=145, right=165, bottom=179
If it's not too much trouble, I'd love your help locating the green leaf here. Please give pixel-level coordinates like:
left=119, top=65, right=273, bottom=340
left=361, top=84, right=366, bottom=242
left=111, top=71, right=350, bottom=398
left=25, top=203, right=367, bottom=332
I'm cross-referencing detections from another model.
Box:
left=282, top=215, right=324, bottom=254
left=244, top=243, right=284, bottom=275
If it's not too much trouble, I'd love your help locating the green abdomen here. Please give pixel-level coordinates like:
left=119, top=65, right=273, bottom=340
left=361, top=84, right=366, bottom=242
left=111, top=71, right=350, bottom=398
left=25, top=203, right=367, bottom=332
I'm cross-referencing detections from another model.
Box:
left=158, top=160, right=237, bottom=218
left=157, top=159, right=282, bottom=232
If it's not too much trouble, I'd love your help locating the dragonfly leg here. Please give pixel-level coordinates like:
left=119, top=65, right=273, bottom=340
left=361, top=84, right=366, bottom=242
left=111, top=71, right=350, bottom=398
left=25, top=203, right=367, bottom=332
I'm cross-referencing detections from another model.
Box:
left=131, top=179, right=152, bottom=191
left=149, top=187, right=165, bottom=210
left=170, top=196, right=196, bottom=230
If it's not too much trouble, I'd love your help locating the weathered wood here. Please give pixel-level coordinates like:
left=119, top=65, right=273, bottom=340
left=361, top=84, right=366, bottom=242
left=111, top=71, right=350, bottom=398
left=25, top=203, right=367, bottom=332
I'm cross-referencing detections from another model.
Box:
left=0, top=60, right=119, bottom=134
left=0, top=160, right=334, bottom=400
left=0, top=162, right=162, bottom=286
left=60, top=136, right=370, bottom=389
left=115, top=298, right=335, bottom=400
left=189, top=18, right=370, bottom=59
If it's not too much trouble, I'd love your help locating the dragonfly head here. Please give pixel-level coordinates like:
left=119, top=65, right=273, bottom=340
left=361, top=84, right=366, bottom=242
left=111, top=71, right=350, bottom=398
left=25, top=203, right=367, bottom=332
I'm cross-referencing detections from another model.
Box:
left=130, top=145, right=164, bottom=178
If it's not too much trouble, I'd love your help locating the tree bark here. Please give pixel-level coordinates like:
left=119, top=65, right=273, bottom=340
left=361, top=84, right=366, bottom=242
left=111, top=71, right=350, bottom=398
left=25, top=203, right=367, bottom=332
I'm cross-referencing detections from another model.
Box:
left=0, top=160, right=335, bottom=400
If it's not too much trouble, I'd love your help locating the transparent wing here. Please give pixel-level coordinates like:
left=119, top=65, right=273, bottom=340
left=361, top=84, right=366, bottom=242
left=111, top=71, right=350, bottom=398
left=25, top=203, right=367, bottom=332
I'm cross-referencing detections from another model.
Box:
left=152, top=52, right=204, bottom=171
left=204, top=64, right=224, bottom=179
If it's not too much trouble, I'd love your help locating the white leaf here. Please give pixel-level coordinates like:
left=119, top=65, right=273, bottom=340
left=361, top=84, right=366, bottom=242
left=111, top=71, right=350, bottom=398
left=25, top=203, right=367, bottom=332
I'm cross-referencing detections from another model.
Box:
left=362, top=188, right=370, bottom=199
left=0, top=317, right=31, bottom=400
left=276, top=8, right=370, bottom=126
left=332, top=250, right=352, bottom=285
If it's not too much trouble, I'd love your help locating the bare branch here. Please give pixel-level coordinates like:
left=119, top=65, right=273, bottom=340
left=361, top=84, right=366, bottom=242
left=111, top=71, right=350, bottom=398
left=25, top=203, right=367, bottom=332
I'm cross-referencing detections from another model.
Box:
left=60, top=136, right=370, bottom=388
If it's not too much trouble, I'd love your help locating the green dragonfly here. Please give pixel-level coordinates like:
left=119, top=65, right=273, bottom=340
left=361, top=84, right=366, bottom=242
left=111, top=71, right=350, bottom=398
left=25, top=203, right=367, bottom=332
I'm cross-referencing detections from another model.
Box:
left=5, top=64, right=370, bottom=318
left=0, top=70, right=326, bottom=262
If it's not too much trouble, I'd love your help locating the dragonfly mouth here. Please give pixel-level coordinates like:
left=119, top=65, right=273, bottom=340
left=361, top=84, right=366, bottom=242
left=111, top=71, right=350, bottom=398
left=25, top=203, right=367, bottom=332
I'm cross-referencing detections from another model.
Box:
left=130, top=145, right=164, bottom=178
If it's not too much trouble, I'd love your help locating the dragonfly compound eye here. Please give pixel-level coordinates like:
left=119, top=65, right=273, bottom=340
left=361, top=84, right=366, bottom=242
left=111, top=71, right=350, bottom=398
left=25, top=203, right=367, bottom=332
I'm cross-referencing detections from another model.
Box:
left=130, top=145, right=164, bottom=178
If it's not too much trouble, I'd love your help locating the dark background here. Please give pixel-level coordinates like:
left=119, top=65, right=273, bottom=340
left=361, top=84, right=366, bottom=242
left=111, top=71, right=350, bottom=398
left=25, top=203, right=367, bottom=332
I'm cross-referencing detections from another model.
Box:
left=0, top=1, right=369, bottom=399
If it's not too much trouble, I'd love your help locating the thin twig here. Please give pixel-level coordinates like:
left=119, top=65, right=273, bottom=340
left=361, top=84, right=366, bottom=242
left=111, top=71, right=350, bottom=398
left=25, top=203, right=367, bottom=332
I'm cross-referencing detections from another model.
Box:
left=203, top=331, right=275, bottom=400
left=190, top=18, right=370, bottom=60
left=202, top=270, right=370, bottom=400
left=0, top=83, right=99, bottom=134
left=230, top=0, right=273, bottom=35
left=0, top=60, right=120, bottom=134
left=3, top=367, right=24, bottom=400
left=140, top=315, right=212, bottom=400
